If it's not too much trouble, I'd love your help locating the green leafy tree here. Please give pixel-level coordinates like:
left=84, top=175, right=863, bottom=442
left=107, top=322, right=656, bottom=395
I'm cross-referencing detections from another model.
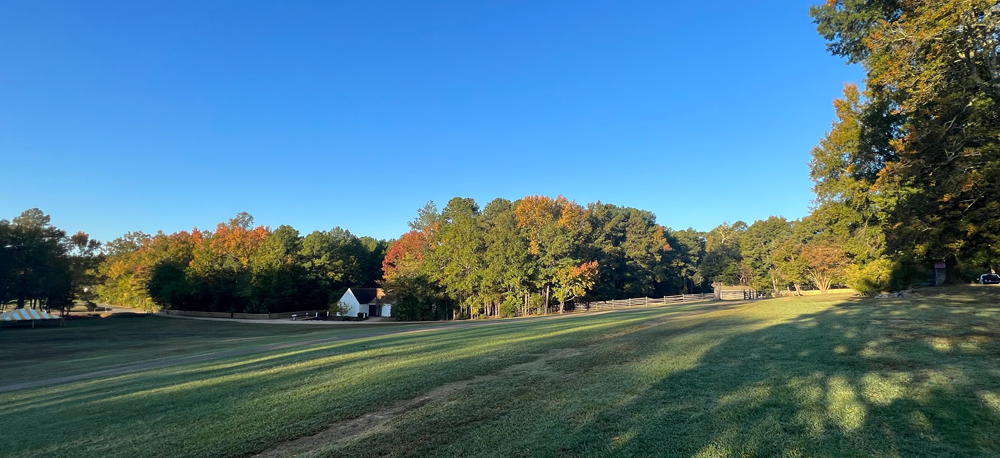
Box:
left=147, top=262, right=191, bottom=310
left=432, top=197, right=486, bottom=319
left=480, top=198, right=533, bottom=317
left=662, top=228, right=708, bottom=294
left=6, top=209, right=71, bottom=311
left=812, top=0, right=1000, bottom=282
left=741, top=217, right=793, bottom=292
left=700, top=221, right=747, bottom=286
left=65, top=231, right=103, bottom=314
left=585, top=204, right=668, bottom=299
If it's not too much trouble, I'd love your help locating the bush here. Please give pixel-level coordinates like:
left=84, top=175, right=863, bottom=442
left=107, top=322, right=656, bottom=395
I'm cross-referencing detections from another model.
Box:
left=329, top=300, right=351, bottom=317
left=845, top=258, right=893, bottom=296
left=845, top=256, right=932, bottom=295
left=498, top=299, right=520, bottom=318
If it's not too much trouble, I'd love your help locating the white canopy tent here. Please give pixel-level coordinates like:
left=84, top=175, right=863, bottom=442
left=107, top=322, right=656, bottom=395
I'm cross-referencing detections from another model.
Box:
left=0, top=308, right=62, bottom=328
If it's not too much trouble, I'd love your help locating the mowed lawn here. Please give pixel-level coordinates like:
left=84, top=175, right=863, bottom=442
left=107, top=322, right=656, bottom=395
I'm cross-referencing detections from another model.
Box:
left=2, top=288, right=1000, bottom=458
left=0, top=316, right=420, bottom=386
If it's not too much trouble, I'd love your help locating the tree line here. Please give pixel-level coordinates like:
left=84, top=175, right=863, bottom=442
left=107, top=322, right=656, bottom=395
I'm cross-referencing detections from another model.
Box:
left=382, top=197, right=753, bottom=321
left=98, top=213, right=387, bottom=313
left=0, top=210, right=387, bottom=315
left=380, top=195, right=888, bottom=320
left=0, top=209, right=102, bottom=314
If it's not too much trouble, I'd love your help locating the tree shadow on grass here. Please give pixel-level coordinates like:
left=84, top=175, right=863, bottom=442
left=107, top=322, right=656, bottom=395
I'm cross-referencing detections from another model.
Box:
left=562, top=292, right=1000, bottom=457
left=1, top=302, right=720, bottom=407
left=316, top=291, right=1000, bottom=458
left=2, top=304, right=744, bottom=458
left=12, top=294, right=1000, bottom=458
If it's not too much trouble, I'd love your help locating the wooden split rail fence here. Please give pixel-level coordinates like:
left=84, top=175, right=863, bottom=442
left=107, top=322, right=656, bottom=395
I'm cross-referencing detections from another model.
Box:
left=571, top=293, right=712, bottom=312
left=569, top=289, right=768, bottom=313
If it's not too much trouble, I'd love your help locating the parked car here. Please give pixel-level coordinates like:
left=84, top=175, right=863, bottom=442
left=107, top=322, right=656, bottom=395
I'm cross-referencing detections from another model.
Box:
left=978, top=273, right=1000, bottom=284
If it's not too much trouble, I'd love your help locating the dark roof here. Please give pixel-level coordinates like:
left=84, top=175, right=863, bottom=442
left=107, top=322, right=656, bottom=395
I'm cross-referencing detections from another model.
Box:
left=349, top=288, right=381, bottom=305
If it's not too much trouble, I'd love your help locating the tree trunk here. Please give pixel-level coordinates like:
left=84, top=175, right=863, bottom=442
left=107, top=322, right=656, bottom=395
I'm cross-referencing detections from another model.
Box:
left=559, top=298, right=565, bottom=314
left=793, top=283, right=802, bottom=296
left=543, top=285, right=550, bottom=315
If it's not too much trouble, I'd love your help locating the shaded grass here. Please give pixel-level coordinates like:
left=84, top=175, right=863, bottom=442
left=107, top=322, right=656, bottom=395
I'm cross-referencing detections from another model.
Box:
left=0, top=316, right=416, bottom=385
left=2, top=288, right=1000, bottom=457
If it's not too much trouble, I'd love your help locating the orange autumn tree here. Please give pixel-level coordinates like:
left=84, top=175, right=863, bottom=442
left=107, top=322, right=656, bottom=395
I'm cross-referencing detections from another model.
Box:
left=554, top=260, right=599, bottom=313
left=800, top=242, right=849, bottom=294
left=515, top=195, right=593, bottom=314
left=206, top=213, right=270, bottom=269
left=189, top=212, right=270, bottom=312
left=382, top=230, right=431, bottom=282
left=97, top=230, right=198, bottom=310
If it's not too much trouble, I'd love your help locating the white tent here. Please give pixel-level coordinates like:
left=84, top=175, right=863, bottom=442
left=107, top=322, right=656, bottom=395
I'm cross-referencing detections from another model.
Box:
left=0, top=308, right=61, bottom=327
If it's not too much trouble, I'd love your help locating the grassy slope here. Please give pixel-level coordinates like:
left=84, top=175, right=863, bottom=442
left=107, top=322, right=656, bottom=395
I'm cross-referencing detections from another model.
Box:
left=2, top=288, right=999, bottom=458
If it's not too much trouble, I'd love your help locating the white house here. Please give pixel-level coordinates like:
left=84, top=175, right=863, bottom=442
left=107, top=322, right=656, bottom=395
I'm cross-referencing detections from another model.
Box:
left=336, top=288, right=392, bottom=317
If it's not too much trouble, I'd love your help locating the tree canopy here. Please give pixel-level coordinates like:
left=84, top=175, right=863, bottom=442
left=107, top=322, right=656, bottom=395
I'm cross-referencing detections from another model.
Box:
left=97, top=213, right=387, bottom=313
left=809, top=0, right=1000, bottom=283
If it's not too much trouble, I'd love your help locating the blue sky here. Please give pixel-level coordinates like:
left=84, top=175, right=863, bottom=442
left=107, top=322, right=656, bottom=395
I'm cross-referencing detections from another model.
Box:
left=0, top=0, right=864, bottom=242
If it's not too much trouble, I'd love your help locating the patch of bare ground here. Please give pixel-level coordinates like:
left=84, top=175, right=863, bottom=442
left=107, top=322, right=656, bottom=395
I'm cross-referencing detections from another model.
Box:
left=249, top=348, right=583, bottom=458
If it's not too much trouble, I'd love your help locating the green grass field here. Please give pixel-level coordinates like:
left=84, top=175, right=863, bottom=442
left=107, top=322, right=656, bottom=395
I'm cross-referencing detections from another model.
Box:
left=0, top=316, right=421, bottom=386
left=2, top=287, right=999, bottom=458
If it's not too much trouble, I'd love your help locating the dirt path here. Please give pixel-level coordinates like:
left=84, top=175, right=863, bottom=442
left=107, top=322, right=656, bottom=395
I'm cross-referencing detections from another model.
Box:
left=247, top=301, right=747, bottom=458
left=0, top=300, right=744, bottom=394
left=250, top=348, right=585, bottom=458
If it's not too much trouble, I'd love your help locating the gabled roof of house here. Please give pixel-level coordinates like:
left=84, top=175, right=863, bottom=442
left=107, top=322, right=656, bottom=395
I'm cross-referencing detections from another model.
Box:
left=349, top=288, right=382, bottom=305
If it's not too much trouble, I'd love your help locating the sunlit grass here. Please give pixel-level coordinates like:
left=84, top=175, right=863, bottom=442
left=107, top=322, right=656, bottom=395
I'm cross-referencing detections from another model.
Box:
left=2, top=287, right=1000, bottom=457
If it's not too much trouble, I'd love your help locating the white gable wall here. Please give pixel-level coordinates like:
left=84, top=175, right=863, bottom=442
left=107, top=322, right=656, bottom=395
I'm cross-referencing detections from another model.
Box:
left=336, top=289, right=363, bottom=317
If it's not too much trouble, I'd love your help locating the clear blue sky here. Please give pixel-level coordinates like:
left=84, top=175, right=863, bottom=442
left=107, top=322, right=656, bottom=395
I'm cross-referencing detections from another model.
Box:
left=0, top=0, right=863, bottom=242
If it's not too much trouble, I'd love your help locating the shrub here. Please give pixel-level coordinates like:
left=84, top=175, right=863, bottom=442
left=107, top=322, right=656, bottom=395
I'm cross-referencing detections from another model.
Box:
left=498, top=300, right=520, bottom=318
left=329, top=300, right=351, bottom=317
left=845, top=258, right=893, bottom=296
